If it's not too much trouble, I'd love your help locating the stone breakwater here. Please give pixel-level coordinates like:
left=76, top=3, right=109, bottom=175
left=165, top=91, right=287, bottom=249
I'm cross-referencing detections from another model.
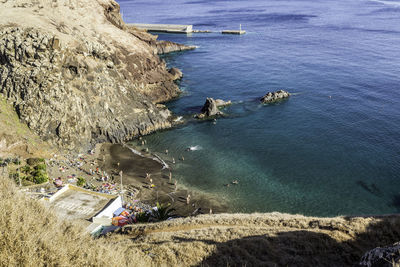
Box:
left=0, top=0, right=190, bottom=151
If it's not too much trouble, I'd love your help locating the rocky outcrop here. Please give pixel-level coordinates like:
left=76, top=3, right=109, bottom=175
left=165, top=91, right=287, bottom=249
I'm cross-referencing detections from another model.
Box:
left=360, top=242, right=400, bottom=267
left=0, top=0, right=185, bottom=151
left=99, top=3, right=196, bottom=55
left=260, top=90, right=290, bottom=103
left=215, top=99, right=232, bottom=108
left=195, top=98, right=228, bottom=119
left=169, top=68, right=183, bottom=80
left=152, top=40, right=196, bottom=55
left=201, top=98, right=222, bottom=117
left=101, top=0, right=125, bottom=30
left=126, top=26, right=196, bottom=55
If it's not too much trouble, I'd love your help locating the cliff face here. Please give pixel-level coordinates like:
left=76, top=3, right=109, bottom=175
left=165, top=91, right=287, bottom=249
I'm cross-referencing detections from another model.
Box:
left=0, top=0, right=182, bottom=151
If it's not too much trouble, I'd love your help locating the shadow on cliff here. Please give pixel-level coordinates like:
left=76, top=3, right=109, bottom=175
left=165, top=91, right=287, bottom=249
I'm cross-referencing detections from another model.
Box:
left=187, top=215, right=400, bottom=266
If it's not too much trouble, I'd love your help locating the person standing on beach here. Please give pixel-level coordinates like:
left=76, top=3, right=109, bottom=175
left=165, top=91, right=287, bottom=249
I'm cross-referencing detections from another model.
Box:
left=186, top=194, right=191, bottom=205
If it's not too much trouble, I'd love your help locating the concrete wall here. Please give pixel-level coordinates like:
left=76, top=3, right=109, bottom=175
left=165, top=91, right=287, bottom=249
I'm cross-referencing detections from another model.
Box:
left=93, top=195, right=122, bottom=219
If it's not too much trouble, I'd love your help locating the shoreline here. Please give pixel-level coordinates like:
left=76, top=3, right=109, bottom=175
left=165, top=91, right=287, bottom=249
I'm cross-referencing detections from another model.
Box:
left=98, top=142, right=229, bottom=217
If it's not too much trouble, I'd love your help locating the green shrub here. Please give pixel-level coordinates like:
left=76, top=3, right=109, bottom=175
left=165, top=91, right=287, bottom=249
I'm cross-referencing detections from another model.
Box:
left=9, top=172, right=22, bottom=185
left=152, top=202, right=175, bottom=222
left=21, top=165, right=31, bottom=174
left=27, top=158, right=42, bottom=166
left=32, top=171, right=48, bottom=184
left=31, top=169, right=48, bottom=184
left=135, top=212, right=150, bottom=223
left=12, top=158, right=21, bottom=165
left=9, top=172, right=19, bottom=180
left=77, top=177, right=86, bottom=187
left=34, top=164, right=46, bottom=171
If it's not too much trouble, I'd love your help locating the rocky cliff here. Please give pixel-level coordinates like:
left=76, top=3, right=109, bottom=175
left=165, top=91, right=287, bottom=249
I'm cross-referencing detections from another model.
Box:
left=0, top=0, right=186, bottom=151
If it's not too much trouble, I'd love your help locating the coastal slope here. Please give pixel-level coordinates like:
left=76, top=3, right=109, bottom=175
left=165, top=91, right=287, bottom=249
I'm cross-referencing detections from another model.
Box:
left=1, top=172, right=400, bottom=266
left=0, top=0, right=183, bottom=151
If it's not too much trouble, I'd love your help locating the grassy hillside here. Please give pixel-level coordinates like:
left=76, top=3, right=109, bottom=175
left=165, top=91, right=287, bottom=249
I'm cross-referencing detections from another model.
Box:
left=0, top=96, right=54, bottom=159
left=1, top=170, right=400, bottom=266
left=112, top=212, right=400, bottom=266
left=0, top=174, right=150, bottom=266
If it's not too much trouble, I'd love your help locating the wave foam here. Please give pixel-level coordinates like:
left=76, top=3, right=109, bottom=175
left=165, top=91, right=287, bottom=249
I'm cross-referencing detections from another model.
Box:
left=370, top=0, right=400, bottom=7
left=188, top=145, right=202, bottom=151
left=127, top=146, right=169, bottom=169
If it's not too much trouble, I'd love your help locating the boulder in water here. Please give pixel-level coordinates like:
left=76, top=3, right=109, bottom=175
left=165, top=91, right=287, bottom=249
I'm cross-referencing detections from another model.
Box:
left=260, top=90, right=290, bottom=103
left=195, top=98, right=224, bottom=119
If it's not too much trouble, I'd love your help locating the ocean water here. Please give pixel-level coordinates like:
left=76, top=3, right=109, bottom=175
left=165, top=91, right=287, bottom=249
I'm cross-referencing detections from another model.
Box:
left=117, top=0, right=400, bottom=216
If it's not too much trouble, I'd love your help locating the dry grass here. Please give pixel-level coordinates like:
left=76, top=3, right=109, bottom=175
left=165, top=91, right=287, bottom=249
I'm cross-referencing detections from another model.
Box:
left=0, top=175, right=150, bottom=266
left=1, top=171, right=400, bottom=266
left=112, top=212, right=400, bottom=266
left=0, top=96, right=54, bottom=159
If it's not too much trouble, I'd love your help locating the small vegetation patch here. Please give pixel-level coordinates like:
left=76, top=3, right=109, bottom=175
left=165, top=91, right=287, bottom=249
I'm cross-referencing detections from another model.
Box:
left=8, top=158, right=48, bottom=186
left=152, top=202, right=175, bottom=222
left=26, top=157, right=45, bottom=166
left=76, top=177, right=86, bottom=187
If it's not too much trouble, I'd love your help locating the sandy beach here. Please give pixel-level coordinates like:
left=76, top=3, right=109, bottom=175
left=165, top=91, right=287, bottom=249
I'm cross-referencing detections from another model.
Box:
left=98, top=143, right=229, bottom=217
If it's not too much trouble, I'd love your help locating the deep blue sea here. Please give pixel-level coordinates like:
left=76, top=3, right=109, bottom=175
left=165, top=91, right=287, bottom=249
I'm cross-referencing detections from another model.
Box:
left=117, top=0, right=400, bottom=216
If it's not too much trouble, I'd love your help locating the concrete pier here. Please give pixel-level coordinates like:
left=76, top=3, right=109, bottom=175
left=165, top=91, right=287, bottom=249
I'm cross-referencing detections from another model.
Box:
left=129, top=23, right=193, bottom=33
left=221, top=30, right=246, bottom=35
left=222, top=24, right=246, bottom=35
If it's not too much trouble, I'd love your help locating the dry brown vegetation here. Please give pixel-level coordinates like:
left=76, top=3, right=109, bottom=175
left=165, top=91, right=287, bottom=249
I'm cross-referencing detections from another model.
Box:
left=113, top=212, right=400, bottom=266
left=2, top=170, right=400, bottom=266
left=0, top=96, right=54, bottom=159
left=0, top=174, right=150, bottom=266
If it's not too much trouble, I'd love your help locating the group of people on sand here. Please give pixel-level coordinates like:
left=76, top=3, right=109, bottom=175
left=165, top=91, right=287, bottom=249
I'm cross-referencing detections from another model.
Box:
left=145, top=170, right=179, bottom=191
left=138, top=140, right=224, bottom=216
left=145, top=173, right=155, bottom=188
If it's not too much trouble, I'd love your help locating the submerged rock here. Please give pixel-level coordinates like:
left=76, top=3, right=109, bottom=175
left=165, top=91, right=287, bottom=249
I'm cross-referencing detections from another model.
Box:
left=260, top=90, right=290, bottom=103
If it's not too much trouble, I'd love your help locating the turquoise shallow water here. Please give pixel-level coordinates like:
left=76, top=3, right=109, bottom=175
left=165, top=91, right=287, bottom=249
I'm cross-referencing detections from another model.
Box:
left=118, top=0, right=400, bottom=216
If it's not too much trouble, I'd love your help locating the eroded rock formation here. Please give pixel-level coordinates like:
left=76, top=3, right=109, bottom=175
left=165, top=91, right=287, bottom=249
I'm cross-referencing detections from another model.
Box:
left=195, top=98, right=230, bottom=119
left=0, top=0, right=187, bottom=151
left=260, top=90, right=290, bottom=103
